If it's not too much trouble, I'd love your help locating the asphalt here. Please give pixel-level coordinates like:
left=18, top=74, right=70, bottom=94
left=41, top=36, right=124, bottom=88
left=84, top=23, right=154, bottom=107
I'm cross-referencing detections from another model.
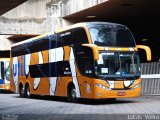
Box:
left=0, top=93, right=160, bottom=120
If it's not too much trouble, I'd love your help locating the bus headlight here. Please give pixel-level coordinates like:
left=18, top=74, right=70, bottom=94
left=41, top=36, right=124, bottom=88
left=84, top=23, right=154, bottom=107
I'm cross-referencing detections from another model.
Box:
left=132, top=83, right=141, bottom=90
left=95, top=83, right=109, bottom=90
left=6, top=86, right=9, bottom=90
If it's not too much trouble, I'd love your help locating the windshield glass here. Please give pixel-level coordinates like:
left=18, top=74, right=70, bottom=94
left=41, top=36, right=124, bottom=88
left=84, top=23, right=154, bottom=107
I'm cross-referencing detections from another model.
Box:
left=89, top=26, right=135, bottom=47
left=95, top=52, right=140, bottom=79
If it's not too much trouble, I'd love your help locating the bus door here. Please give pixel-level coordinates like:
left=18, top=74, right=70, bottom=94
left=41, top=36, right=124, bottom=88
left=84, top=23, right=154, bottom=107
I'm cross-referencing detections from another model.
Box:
left=74, top=46, right=95, bottom=98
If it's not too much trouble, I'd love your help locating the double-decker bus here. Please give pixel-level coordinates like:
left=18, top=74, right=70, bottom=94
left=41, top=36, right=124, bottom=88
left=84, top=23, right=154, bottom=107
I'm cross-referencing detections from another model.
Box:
left=10, top=22, right=151, bottom=102
left=0, top=58, right=10, bottom=91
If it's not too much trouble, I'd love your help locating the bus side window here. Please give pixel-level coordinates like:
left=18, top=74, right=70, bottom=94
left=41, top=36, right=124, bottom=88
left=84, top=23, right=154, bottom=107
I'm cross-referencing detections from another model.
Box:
left=58, top=28, right=88, bottom=47
left=72, top=28, right=88, bottom=45
left=59, top=30, right=73, bottom=46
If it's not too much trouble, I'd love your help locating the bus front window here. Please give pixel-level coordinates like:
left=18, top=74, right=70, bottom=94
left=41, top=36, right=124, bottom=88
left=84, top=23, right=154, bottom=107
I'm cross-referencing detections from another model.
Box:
left=89, top=26, right=135, bottom=47
left=5, top=62, right=10, bottom=81
left=95, top=52, right=140, bottom=79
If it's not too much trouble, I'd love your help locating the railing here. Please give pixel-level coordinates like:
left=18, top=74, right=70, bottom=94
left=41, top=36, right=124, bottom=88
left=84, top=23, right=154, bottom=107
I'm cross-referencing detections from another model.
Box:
left=141, top=62, right=160, bottom=95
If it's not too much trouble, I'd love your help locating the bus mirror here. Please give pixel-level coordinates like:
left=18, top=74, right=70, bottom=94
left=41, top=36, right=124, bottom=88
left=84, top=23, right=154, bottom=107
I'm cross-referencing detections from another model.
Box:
left=82, top=44, right=99, bottom=60
left=136, top=45, right=151, bottom=61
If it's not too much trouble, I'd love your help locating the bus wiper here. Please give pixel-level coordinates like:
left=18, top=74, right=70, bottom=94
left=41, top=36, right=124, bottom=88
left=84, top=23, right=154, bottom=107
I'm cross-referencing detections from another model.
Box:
left=102, top=75, right=108, bottom=80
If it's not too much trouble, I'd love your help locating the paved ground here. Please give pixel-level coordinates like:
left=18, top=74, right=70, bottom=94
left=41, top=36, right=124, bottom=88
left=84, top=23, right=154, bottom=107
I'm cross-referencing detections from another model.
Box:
left=0, top=93, right=160, bottom=120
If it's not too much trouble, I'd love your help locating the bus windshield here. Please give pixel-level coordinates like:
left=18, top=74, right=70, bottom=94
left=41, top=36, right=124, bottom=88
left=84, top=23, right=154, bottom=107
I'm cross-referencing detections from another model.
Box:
left=89, top=26, right=136, bottom=47
left=5, top=62, right=10, bottom=81
left=95, top=52, right=140, bottom=79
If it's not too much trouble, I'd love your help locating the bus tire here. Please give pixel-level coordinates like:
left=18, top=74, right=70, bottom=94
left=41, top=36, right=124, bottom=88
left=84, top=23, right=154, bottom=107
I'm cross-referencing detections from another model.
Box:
left=19, top=84, right=25, bottom=98
left=25, top=84, right=31, bottom=98
left=68, top=84, right=78, bottom=103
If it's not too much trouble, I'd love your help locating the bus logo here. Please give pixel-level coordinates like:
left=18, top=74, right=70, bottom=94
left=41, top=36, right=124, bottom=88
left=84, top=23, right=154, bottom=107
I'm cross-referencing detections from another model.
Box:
left=121, top=71, right=126, bottom=76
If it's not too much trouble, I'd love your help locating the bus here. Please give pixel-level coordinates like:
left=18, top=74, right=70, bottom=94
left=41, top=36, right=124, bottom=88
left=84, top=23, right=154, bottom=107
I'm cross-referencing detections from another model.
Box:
left=0, top=58, right=10, bottom=91
left=10, top=22, right=151, bottom=102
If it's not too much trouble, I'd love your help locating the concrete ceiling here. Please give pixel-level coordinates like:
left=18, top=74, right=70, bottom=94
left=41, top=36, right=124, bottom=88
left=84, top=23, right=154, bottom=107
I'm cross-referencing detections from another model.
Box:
left=64, top=0, right=160, bottom=19
left=0, top=0, right=27, bottom=15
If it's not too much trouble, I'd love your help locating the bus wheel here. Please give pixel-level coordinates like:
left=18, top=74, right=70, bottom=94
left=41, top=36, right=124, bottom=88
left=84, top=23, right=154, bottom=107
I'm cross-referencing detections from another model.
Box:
left=68, top=85, right=78, bottom=102
left=25, top=84, right=31, bottom=98
left=19, top=84, right=25, bottom=98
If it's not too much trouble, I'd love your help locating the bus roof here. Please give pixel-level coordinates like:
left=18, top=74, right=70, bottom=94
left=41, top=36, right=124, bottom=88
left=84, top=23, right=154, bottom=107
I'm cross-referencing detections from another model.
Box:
left=85, top=22, right=126, bottom=27
left=55, top=22, right=126, bottom=33
left=11, top=31, right=54, bottom=47
left=11, top=22, right=127, bottom=47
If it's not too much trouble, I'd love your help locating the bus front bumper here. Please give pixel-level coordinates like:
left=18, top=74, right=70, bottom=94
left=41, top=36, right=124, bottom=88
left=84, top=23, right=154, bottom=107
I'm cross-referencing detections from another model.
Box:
left=0, top=84, right=10, bottom=90
left=93, top=86, right=141, bottom=99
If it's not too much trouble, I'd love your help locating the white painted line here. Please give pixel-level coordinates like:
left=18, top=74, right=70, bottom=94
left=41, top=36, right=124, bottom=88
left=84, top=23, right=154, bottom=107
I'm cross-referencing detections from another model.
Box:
left=141, top=74, right=160, bottom=79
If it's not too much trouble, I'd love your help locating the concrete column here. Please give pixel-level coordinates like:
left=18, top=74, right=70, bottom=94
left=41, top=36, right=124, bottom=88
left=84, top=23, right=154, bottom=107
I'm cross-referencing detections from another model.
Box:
left=0, top=35, right=13, bottom=50
left=0, top=0, right=69, bottom=34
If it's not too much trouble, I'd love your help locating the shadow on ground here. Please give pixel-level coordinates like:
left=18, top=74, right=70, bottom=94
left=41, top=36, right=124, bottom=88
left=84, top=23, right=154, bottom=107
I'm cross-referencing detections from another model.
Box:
left=12, top=94, right=138, bottom=105
left=0, top=90, right=13, bottom=94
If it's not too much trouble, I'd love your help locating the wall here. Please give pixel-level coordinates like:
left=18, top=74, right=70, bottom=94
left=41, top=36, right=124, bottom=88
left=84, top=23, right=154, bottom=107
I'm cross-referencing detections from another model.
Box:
left=0, top=0, right=70, bottom=34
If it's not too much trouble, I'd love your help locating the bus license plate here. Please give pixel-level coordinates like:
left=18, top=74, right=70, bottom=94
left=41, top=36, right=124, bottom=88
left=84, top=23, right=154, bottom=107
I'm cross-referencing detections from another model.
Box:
left=118, top=92, right=126, bottom=96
